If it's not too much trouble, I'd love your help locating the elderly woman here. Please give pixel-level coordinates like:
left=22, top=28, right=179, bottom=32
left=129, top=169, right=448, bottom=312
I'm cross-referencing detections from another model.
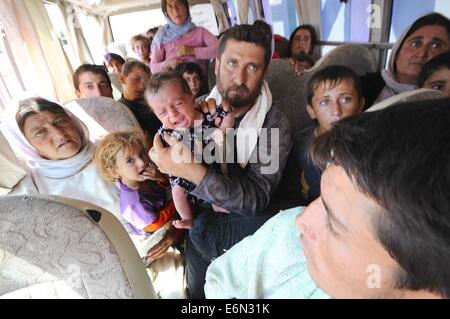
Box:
left=1, top=97, right=185, bottom=298
left=361, top=12, right=450, bottom=107
left=150, top=0, right=219, bottom=74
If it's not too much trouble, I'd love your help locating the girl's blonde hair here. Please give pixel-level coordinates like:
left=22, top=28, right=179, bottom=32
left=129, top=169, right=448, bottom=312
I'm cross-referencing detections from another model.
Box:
left=94, top=129, right=146, bottom=182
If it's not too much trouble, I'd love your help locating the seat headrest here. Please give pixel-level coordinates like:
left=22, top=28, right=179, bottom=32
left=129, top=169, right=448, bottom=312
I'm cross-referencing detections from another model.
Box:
left=0, top=195, right=134, bottom=298
left=366, top=88, right=447, bottom=112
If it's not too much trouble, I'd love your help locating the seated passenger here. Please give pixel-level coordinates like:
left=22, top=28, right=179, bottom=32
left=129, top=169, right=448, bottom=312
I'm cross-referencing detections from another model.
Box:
left=205, top=98, right=450, bottom=299
left=73, top=64, right=114, bottom=99
left=361, top=13, right=450, bottom=108
left=131, top=34, right=151, bottom=67
left=150, top=0, right=219, bottom=74
left=145, top=72, right=234, bottom=229
left=94, top=130, right=178, bottom=256
left=1, top=97, right=186, bottom=298
left=119, top=60, right=161, bottom=138
left=296, top=65, right=364, bottom=204
left=104, top=52, right=126, bottom=73
left=174, top=62, right=208, bottom=101
left=288, top=24, right=319, bottom=74
left=418, top=51, right=450, bottom=96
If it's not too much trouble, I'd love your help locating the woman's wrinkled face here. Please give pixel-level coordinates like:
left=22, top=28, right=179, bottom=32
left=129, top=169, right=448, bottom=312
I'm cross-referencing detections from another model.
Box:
left=166, top=0, right=188, bottom=25
left=396, top=25, right=450, bottom=85
left=23, top=111, right=82, bottom=160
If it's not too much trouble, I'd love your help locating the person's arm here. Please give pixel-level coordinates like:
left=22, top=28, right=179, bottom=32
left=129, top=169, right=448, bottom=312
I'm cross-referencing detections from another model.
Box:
left=193, top=27, right=220, bottom=60
left=150, top=42, right=179, bottom=73
left=191, top=108, right=292, bottom=215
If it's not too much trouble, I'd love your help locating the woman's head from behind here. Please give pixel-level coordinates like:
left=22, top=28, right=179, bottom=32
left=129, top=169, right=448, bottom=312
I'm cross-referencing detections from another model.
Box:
left=162, top=0, right=190, bottom=26
left=394, top=13, right=450, bottom=85
left=16, top=98, right=82, bottom=160
left=289, top=24, right=317, bottom=57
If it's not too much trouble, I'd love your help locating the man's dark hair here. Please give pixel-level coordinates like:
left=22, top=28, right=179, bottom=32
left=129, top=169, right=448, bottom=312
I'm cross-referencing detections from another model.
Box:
left=289, top=24, right=318, bottom=56
left=307, top=65, right=362, bottom=105
left=145, top=71, right=192, bottom=108
left=418, top=51, right=450, bottom=87
left=218, top=23, right=272, bottom=69
left=73, top=64, right=111, bottom=91
left=311, top=98, right=450, bottom=298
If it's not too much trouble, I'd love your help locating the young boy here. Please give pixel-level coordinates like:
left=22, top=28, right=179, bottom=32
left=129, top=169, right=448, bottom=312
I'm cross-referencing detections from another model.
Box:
left=73, top=64, right=113, bottom=99
left=296, top=65, right=365, bottom=204
left=145, top=71, right=234, bottom=229
left=175, top=62, right=208, bottom=100
left=418, top=51, right=450, bottom=96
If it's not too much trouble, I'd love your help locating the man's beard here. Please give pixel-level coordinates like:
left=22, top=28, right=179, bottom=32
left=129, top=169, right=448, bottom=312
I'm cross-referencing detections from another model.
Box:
left=217, top=73, right=263, bottom=108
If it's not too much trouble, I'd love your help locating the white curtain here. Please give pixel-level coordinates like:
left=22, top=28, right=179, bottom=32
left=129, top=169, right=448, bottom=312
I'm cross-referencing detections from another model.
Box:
left=0, top=0, right=76, bottom=105
left=237, top=0, right=250, bottom=24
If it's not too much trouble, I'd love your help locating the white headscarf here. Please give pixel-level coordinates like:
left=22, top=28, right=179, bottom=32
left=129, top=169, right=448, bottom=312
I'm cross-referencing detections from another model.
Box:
left=0, top=101, right=94, bottom=179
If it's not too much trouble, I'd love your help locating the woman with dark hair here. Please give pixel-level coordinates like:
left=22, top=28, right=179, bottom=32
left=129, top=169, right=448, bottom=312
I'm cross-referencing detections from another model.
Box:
left=361, top=12, right=450, bottom=107
left=103, top=52, right=125, bottom=73
left=289, top=24, right=318, bottom=58
left=150, top=0, right=219, bottom=74
left=288, top=24, right=319, bottom=74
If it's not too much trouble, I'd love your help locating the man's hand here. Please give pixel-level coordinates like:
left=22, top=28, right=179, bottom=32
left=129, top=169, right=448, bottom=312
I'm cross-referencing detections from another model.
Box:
left=176, top=44, right=195, bottom=57
left=199, top=98, right=232, bottom=127
left=149, top=132, right=208, bottom=185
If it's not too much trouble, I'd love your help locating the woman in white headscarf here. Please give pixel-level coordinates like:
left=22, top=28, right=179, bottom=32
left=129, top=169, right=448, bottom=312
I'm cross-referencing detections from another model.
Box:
left=1, top=97, right=187, bottom=298
left=361, top=12, right=450, bottom=108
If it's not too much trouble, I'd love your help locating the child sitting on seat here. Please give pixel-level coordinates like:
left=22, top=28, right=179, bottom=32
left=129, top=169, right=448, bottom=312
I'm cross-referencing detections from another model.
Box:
left=295, top=65, right=365, bottom=204
left=145, top=72, right=234, bottom=229
left=94, top=129, right=176, bottom=248
left=418, top=51, right=450, bottom=96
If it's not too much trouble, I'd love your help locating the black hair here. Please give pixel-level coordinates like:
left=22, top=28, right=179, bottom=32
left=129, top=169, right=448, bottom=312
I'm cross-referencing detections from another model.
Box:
left=311, top=98, right=450, bottom=298
left=104, top=52, right=125, bottom=66
left=145, top=71, right=192, bottom=108
left=294, top=53, right=316, bottom=67
left=418, top=51, right=450, bottom=87
left=218, top=23, right=272, bottom=69
left=174, top=62, right=208, bottom=96
left=307, top=65, right=362, bottom=105
left=121, top=60, right=151, bottom=77
left=289, top=24, right=318, bottom=56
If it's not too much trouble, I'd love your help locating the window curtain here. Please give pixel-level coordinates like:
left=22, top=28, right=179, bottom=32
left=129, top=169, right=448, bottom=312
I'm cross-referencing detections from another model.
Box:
left=237, top=0, right=250, bottom=24
left=211, top=0, right=231, bottom=34
left=0, top=0, right=75, bottom=104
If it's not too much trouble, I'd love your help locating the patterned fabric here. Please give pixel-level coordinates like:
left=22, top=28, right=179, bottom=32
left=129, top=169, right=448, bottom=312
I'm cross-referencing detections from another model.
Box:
left=158, top=106, right=230, bottom=193
left=0, top=195, right=133, bottom=299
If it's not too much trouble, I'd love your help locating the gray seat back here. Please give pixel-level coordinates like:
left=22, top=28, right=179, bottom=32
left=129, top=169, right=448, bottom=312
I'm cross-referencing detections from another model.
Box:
left=265, top=44, right=377, bottom=134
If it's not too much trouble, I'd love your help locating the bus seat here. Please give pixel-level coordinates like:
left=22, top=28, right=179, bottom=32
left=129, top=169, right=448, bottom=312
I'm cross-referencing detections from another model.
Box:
left=365, top=88, right=447, bottom=112
left=265, top=44, right=377, bottom=135
left=64, top=96, right=141, bottom=143
left=0, top=194, right=157, bottom=299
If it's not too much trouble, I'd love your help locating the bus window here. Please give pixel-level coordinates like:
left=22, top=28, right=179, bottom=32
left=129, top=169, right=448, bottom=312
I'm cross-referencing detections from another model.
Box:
left=262, top=0, right=299, bottom=38
left=109, top=9, right=165, bottom=47
left=190, top=3, right=219, bottom=36
left=389, top=0, right=450, bottom=43
left=321, top=0, right=371, bottom=55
